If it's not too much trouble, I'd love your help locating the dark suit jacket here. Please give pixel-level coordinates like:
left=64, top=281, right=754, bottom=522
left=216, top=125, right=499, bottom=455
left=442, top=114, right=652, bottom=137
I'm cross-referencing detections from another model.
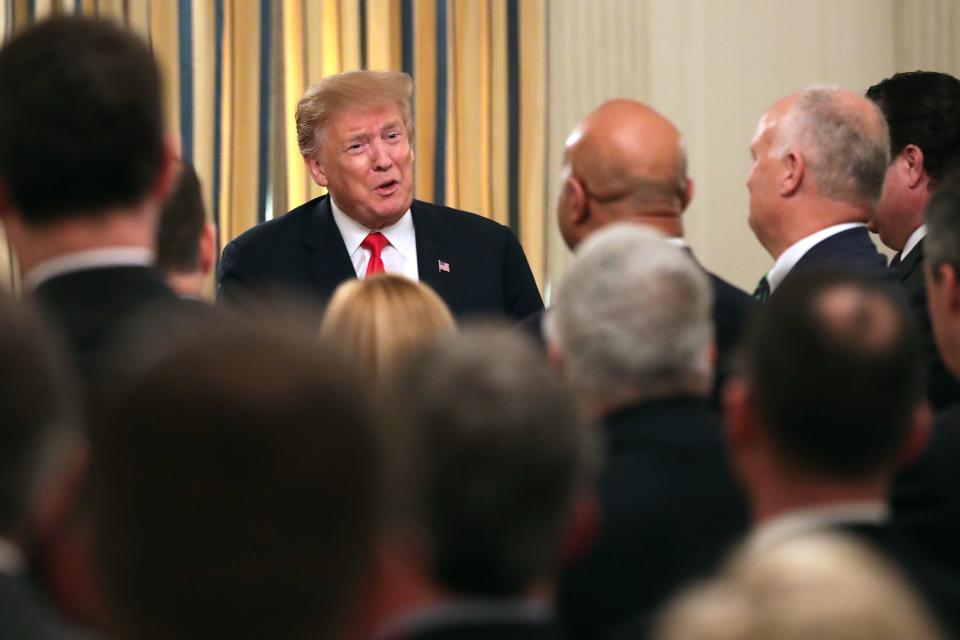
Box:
left=557, top=396, right=748, bottom=640
left=893, top=404, right=960, bottom=589
left=786, top=225, right=891, bottom=283
left=0, top=572, right=85, bottom=639
left=217, top=196, right=544, bottom=320
left=840, top=521, right=960, bottom=638
left=896, top=242, right=960, bottom=410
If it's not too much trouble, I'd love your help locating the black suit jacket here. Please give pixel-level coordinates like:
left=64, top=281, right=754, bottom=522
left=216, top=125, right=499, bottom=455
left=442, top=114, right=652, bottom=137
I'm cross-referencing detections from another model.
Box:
left=0, top=572, right=85, bottom=639
left=217, top=196, right=544, bottom=320
left=840, top=522, right=960, bottom=638
left=557, top=396, right=748, bottom=640
left=893, top=404, right=960, bottom=589
left=786, top=225, right=892, bottom=284
left=896, top=242, right=960, bottom=410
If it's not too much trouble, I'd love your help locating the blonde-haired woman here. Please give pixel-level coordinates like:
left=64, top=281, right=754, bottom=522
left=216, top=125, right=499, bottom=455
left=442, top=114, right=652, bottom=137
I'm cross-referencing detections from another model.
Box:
left=320, top=274, right=454, bottom=378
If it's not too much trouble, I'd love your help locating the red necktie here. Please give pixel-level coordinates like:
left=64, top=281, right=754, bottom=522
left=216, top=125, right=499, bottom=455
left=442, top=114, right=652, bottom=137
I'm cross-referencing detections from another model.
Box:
left=361, top=232, right=391, bottom=278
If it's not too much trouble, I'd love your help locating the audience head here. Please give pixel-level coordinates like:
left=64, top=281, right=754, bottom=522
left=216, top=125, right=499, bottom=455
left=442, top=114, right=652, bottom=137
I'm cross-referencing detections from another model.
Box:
left=156, top=162, right=215, bottom=297
left=91, top=319, right=381, bottom=640
left=866, top=71, right=960, bottom=251
left=747, top=87, right=890, bottom=257
left=0, top=294, right=81, bottom=545
left=654, top=533, right=945, bottom=640
left=383, top=325, right=597, bottom=599
left=922, top=173, right=960, bottom=377
left=296, top=70, right=415, bottom=229
left=0, top=16, right=168, bottom=226
left=557, top=99, right=691, bottom=249
left=546, top=223, right=713, bottom=412
left=726, top=269, right=924, bottom=503
left=320, top=274, right=454, bottom=379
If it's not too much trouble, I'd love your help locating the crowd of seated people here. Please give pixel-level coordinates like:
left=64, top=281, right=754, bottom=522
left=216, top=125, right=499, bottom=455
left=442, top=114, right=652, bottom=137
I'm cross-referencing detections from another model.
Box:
left=2, top=12, right=960, bottom=640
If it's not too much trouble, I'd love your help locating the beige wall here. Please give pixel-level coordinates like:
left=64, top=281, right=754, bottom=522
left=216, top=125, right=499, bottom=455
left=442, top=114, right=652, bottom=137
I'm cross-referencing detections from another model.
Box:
left=546, top=0, right=956, bottom=295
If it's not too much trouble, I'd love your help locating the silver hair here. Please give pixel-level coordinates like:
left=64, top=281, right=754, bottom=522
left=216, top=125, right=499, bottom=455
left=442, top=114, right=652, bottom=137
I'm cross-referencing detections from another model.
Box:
left=772, top=85, right=890, bottom=205
left=545, top=223, right=714, bottom=404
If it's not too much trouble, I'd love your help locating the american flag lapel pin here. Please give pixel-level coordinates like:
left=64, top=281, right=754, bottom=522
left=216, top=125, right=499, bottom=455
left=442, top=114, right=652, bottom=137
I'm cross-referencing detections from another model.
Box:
left=438, top=260, right=450, bottom=273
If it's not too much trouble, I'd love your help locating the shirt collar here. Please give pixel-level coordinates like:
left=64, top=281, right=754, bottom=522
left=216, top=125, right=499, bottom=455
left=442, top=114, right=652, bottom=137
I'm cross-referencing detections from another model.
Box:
left=23, top=247, right=155, bottom=292
left=901, top=224, right=926, bottom=261
left=748, top=500, right=889, bottom=553
left=328, top=196, right=415, bottom=261
left=767, top=223, right=865, bottom=292
left=666, top=236, right=687, bottom=248
left=372, top=598, right=553, bottom=640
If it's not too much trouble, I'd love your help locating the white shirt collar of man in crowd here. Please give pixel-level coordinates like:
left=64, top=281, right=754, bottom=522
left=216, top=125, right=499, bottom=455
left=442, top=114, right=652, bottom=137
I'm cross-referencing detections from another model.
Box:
left=372, top=598, right=554, bottom=640
left=329, top=196, right=419, bottom=282
left=901, top=224, right=927, bottom=262
left=0, top=538, right=26, bottom=576
left=22, top=246, right=155, bottom=292
left=766, top=222, right=865, bottom=293
left=747, top=500, right=889, bottom=554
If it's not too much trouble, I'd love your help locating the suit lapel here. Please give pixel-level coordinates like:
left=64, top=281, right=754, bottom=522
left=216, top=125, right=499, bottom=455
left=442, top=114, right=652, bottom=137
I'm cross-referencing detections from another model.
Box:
left=898, top=241, right=924, bottom=283
left=301, top=196, right=358, bottom=296
left=412, top=201, right=457, bottom=304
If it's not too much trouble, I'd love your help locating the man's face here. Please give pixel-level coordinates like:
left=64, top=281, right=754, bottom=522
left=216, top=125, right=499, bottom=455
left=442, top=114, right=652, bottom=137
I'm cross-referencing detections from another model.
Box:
left=308, top=103, right=414, bottom=229
left=925, top=261, right=960, bottom=378
left=746, top=110, right=783, bottom=240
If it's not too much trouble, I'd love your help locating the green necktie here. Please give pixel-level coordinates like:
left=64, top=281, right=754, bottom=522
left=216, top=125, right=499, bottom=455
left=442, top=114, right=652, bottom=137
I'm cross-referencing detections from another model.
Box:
left=753, top=275, right=771, bottom=302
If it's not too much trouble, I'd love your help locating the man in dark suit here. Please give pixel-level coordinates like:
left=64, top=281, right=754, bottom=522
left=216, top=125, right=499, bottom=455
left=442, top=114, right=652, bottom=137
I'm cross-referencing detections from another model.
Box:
left=865, top=71, right=960, bottom=410
left=538, top=99, right=753, bottom=395
left=0, top=17, right=197, bottom=628
left=747, top=87, right=892, bottom=299
left=546, top=225, right=748, bottom=640
left=893, top=174, right=960, bottom=584
left=156, top=162, right=216, bottom=300
left=368, top=327, right=597, bottom=640
left=725, top=268, right=960, bottom=636
left=217, top=70, right=542, bottom=320
left=0, top=296, right=87, bottom=639
left=0, top=17, right=184, bottom=385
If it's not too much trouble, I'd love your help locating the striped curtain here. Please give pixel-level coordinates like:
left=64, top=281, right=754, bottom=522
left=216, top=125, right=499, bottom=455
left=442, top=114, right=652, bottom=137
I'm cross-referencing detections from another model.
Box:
left=0, top=0, right=547, bottom=296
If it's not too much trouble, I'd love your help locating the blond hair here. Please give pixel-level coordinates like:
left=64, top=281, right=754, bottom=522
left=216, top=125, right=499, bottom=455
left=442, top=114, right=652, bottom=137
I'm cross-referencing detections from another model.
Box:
left=320, top=275, right=454, bottom=379
left=654, top=533, right=945, bottom=640
left=296, top=70, right=414, bottom=158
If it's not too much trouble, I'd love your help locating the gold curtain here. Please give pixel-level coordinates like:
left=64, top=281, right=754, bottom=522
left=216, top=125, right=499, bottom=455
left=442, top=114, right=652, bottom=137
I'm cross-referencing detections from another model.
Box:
left=0, top=0, right=548, bottom=296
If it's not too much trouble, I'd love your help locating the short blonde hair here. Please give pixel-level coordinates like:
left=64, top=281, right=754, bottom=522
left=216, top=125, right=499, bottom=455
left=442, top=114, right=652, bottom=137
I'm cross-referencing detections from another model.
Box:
left=654, top=533, right=945, bottom=640
left=296, top=70, right=414, bottom=158
left=320, top=275, right=454, bottom=379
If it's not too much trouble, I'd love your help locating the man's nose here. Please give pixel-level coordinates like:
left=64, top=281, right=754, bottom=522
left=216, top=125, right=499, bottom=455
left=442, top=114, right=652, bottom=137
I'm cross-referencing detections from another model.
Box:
left=370, top=141, right=393, bottom=170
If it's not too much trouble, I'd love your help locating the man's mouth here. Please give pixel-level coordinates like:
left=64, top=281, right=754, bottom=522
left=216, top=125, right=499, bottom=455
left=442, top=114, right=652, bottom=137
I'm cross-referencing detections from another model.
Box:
left=374, top=179, right=399, bottom=195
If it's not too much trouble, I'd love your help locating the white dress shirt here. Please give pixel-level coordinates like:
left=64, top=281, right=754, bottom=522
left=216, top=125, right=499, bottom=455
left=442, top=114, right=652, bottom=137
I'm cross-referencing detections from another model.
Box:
left=901, top=224, right=927, bottom=262
left=747, top=500, right=889, bottom=553
left=329, top=198, right=419, bottom=281
left=766, top=223, right=865, bottom=293
left=22, top=247, right=155, bottom=292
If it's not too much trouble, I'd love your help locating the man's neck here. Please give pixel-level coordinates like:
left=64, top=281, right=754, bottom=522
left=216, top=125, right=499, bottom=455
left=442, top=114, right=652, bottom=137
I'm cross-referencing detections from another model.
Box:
left=766, top=199, right=869, bottom=259
left=11, top=205, right=158, bottom=276
left=165, top=270, right=208, bottom=300
left=751, top=476, right=888, bottom=526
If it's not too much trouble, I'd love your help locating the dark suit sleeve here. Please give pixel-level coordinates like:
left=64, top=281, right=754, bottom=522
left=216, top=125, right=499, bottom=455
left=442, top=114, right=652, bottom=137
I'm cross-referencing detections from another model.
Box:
left=216, top=239, right=259, bottom=307
left=500, top=225, right=544, bottom=320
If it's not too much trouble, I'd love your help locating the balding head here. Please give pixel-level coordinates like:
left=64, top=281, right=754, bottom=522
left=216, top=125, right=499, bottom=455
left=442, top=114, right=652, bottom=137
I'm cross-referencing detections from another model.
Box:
left=747, top=87, right=890, bottom=256
left=557, top=100, right=692, bottom=249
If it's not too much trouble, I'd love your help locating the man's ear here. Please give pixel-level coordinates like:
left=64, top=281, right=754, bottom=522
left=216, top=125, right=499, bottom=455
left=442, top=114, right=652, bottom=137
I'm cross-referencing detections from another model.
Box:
left=896, top=402, right=932, bottom=469
left=780, top=150, right=804, bottom=197
left=564, top=174, right=589, bottom=227
left=681, top=177, right=694, bottom=212
left=939, top=262, right=960, bottom=315
left=723, top=377, right=759, bottom=448
left=152, top=138, right=181, bottom=203
left=901, top=144, right=927, bottom=190
left=304, top=153, right=329, bottom=188
left=558, top=492, right=600, bottom=565
left=198, top=222, right=216, bottom=276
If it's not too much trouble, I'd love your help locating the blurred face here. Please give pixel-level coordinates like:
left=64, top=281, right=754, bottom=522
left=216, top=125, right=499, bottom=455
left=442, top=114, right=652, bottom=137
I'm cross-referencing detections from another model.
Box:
left=308, top=103, right=414, bottom=229
left=925, top=262, right=960, bottom=378
left=746, top=110, right=782, bottom=241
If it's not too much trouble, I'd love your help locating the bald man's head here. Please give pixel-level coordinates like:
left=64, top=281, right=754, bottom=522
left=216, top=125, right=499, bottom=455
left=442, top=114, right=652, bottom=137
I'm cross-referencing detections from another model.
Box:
left=557, top=100, right=691, bottom=249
